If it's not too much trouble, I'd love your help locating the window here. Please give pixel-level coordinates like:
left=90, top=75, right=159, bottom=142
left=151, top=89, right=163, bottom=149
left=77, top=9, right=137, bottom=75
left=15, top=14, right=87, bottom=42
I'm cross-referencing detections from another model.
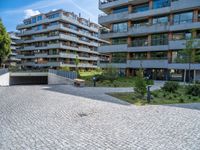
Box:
left=173, top=12, right=193, bottom=24
left=48, top=13, right=59, bottom=19
left=32, top=17, right=36, bottom=23
left=132, top=37, right=148, bottom=47
left=36, top=25, right=43, bottom=30
left=111, top=53, right=127, bottom=63
left=134, top=52, right=147, bottom=60
left=153, top=0, right=170, bottom=9
left=113, top=6, right=128, bottom=14
left=151, top=52, right=167, bottom=59
left=37, top=15, right=42, bottom=21
left=153, top=16, right=168, bottom=25
left=24, top=19, right=31, bottom=25
left=133, top=20, right=149, bottom=28
left=49, top=22, right=58, bottom=26
left=69, top=24, right=78, bottom=31
left=132, top=3, right=149, bottom=13
left=151, top=33, right=168, bottom=45
left=173, top=32, right=192, bottom=40
left=112, top=38, right=127, bottom=45
left=112, top=22, right=128, bottom=33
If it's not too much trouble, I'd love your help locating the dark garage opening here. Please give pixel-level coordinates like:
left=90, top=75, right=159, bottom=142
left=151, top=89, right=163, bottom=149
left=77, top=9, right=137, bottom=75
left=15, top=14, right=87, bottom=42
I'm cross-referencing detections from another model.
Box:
left=10, top=76, right=48, bottom=85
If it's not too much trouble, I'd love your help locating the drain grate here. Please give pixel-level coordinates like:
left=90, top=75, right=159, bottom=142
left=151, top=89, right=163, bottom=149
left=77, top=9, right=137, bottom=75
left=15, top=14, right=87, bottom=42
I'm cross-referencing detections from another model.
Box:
left=78, top=113, right=88, bottom=117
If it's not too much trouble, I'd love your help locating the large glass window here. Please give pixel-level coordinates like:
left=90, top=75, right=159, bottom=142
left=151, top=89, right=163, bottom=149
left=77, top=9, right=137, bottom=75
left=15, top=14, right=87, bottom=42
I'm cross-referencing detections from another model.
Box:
left=36, top=25, right=43, bottom=30
left=113, top=6, right=128, bottom=14
left=37, top=15, right=42, bottom=21
left=153, top=16, right=168, bottom=25
left=151, top=33, right=168, bottom=45
left=112, top=22, right=128, bottom=33
left=153, top=0, right=170, bottom=9
left=48, top=13, right=60, bottom=19
left=132, top=3, right=149, bottom=13
left=133, top=20, right=149, bottom=28
left=132, top=37, right=148, bottom=47
left=134, top=52, right=147, bottom=60
left=173, top=12, right=193, bottom=24
left=172, top=31, right=192, bottom=40
left=32, top=17, right=36, bottom=24
left=151, top=52, right=167, bottom=59
left=111, top=53, right=127, bottom=63
left=112, top=38, right=127, bottom=45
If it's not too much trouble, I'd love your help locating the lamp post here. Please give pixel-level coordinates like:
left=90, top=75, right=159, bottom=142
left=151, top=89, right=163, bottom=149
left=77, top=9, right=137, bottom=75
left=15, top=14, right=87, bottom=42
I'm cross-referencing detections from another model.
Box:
left=93, top=76, right=96, bottom=87
left=147, top=85, right=151, bottom=103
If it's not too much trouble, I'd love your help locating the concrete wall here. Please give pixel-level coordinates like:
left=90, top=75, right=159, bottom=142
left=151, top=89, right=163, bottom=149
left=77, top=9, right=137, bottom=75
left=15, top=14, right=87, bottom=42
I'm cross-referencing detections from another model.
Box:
left=48, top=73, right=74, bottom=85
left=0, top=73, right=10, bottom=86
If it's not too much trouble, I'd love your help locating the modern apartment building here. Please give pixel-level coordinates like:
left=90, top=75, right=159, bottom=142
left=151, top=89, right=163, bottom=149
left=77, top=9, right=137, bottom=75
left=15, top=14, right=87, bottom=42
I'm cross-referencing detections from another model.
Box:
left=98, top=0, right=200, bottom=81
left=17, top=9, right=108, bottom=70
left=6, top=32, right=21, bottom=67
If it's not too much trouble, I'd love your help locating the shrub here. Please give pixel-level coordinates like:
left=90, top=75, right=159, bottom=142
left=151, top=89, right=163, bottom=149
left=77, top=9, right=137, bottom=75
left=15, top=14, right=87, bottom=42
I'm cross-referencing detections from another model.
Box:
left=185, top=85, right=200, bottom=96
left=162, top=81, right=179, bottom=93
left=146, top=79, right=154, bottom=85
left=102, top=65, right=118, bottom=83
left=178, top=98, right=184, bottom=103
left=60, top=66, right=70, bottom=71
left=134, top=69, right=146, bottom=98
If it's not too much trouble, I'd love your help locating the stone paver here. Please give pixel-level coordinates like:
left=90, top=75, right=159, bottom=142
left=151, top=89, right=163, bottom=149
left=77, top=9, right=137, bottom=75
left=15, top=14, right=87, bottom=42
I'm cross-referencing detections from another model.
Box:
left=0, top=85, right=200, bottom=150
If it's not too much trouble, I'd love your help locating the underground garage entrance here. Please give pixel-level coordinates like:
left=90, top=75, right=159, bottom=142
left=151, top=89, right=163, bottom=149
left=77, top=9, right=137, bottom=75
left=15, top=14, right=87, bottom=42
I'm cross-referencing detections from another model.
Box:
left=10, top=76, right=48, bottom=85
left=9, top=72, right=48, bottom=85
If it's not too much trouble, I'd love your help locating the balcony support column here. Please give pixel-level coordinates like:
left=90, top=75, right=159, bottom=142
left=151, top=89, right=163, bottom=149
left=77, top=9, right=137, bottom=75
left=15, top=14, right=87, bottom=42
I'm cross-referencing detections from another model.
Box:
left=128, top=5, right=132, bottom=13
left=193, top=9, right=199, bottom=22
left=168, top=51, right=172, bottom=63
left=128, top=36, right=132, bottom=47
left=147, top=52, right=151, bottom=59
left=169, top=14, right=173, bottom=25
left=149, top=0, right=153, bottom=9
left=148, top=35, right=151, bottom=46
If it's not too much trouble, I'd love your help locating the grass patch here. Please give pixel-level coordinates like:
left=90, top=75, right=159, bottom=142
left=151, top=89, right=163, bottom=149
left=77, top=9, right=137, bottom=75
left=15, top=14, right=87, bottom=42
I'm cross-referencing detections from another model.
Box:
left=109, top=87, right=200, bottom=105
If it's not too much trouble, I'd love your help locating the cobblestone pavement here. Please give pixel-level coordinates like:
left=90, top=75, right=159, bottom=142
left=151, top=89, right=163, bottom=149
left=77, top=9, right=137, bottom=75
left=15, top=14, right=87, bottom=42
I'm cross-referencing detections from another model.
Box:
left=0, top=85, right=200, bottom=150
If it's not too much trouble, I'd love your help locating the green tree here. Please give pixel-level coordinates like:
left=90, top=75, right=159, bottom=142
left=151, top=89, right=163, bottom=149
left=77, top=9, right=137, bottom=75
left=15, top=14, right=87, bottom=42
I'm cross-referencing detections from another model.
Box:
left=102, top=64, right=118, bottom=83
left=134, top=68, right=146, bottom=98
left=75, top=56, right=80, bottom=76
left=0, top=20, right=11, bottom=67
left=176, top=31, right=200, bottom=83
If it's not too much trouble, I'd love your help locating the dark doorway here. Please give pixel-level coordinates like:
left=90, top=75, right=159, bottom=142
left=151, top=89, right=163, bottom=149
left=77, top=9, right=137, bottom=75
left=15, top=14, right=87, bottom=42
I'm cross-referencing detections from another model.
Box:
left=10, top=76, right=48, bottom=85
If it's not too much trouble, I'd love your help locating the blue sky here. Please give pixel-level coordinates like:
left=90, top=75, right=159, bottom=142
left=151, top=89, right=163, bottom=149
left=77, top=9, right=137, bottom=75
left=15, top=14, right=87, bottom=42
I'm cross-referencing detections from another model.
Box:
left=0, top=0, right=100, bottom=32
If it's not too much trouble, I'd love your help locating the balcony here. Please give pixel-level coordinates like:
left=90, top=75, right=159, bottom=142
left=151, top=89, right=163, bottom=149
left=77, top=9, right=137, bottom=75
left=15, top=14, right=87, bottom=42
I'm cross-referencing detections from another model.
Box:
left=98, top=62, right=127, bottom=68
left=99, top=11, right=128, bottom=25
left=98, top=44, right=127, bottom=53
left=127, top=59, right=169, bottom=68
left=100, top=30, right=128, bottom=39
left=169, top=39, right=200, bottom=50
left=171, top=0, right=200, bottom=12
left=23, top=62, right=62, bottom=67
left=129, top=23, right=169, bottom=35
left=170, top=22, right=200, bottom=32
left=99, top=0, right=129, bottom=10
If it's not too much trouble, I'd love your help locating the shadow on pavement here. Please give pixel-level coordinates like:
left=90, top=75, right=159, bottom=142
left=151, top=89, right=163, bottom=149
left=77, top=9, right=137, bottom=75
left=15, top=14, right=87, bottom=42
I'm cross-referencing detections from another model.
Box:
left=42, top=85, right=131, bottom=106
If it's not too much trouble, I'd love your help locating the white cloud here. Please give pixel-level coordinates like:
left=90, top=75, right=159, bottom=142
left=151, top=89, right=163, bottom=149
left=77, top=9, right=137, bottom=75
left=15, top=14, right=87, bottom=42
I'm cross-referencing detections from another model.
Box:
left=24, top=9, right=40, bottom=18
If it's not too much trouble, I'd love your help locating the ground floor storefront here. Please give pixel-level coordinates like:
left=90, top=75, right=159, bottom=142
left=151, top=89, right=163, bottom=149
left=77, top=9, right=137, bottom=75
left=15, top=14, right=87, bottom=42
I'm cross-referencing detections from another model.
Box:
left=125, top=68, right=200, bottom=82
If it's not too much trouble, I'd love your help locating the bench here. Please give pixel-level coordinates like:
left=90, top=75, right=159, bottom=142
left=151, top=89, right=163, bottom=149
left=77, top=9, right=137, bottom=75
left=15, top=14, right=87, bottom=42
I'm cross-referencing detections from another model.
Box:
left=74, top=79, right=85, bottom=87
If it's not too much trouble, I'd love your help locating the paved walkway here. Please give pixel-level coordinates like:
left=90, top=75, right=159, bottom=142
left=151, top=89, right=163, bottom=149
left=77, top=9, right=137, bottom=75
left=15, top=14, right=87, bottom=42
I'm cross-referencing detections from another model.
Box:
left=0, top=85, right=200, bottom=150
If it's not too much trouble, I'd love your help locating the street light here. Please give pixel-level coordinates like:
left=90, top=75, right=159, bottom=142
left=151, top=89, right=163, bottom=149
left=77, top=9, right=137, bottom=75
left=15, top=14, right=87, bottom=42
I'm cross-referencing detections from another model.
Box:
left=93, top=76, right=96, bottom=87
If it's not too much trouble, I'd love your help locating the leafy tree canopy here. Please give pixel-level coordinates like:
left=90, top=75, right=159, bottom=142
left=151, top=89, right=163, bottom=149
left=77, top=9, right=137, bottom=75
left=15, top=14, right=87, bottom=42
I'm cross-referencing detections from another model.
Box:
left=0, top=20, right=11, bottom=65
